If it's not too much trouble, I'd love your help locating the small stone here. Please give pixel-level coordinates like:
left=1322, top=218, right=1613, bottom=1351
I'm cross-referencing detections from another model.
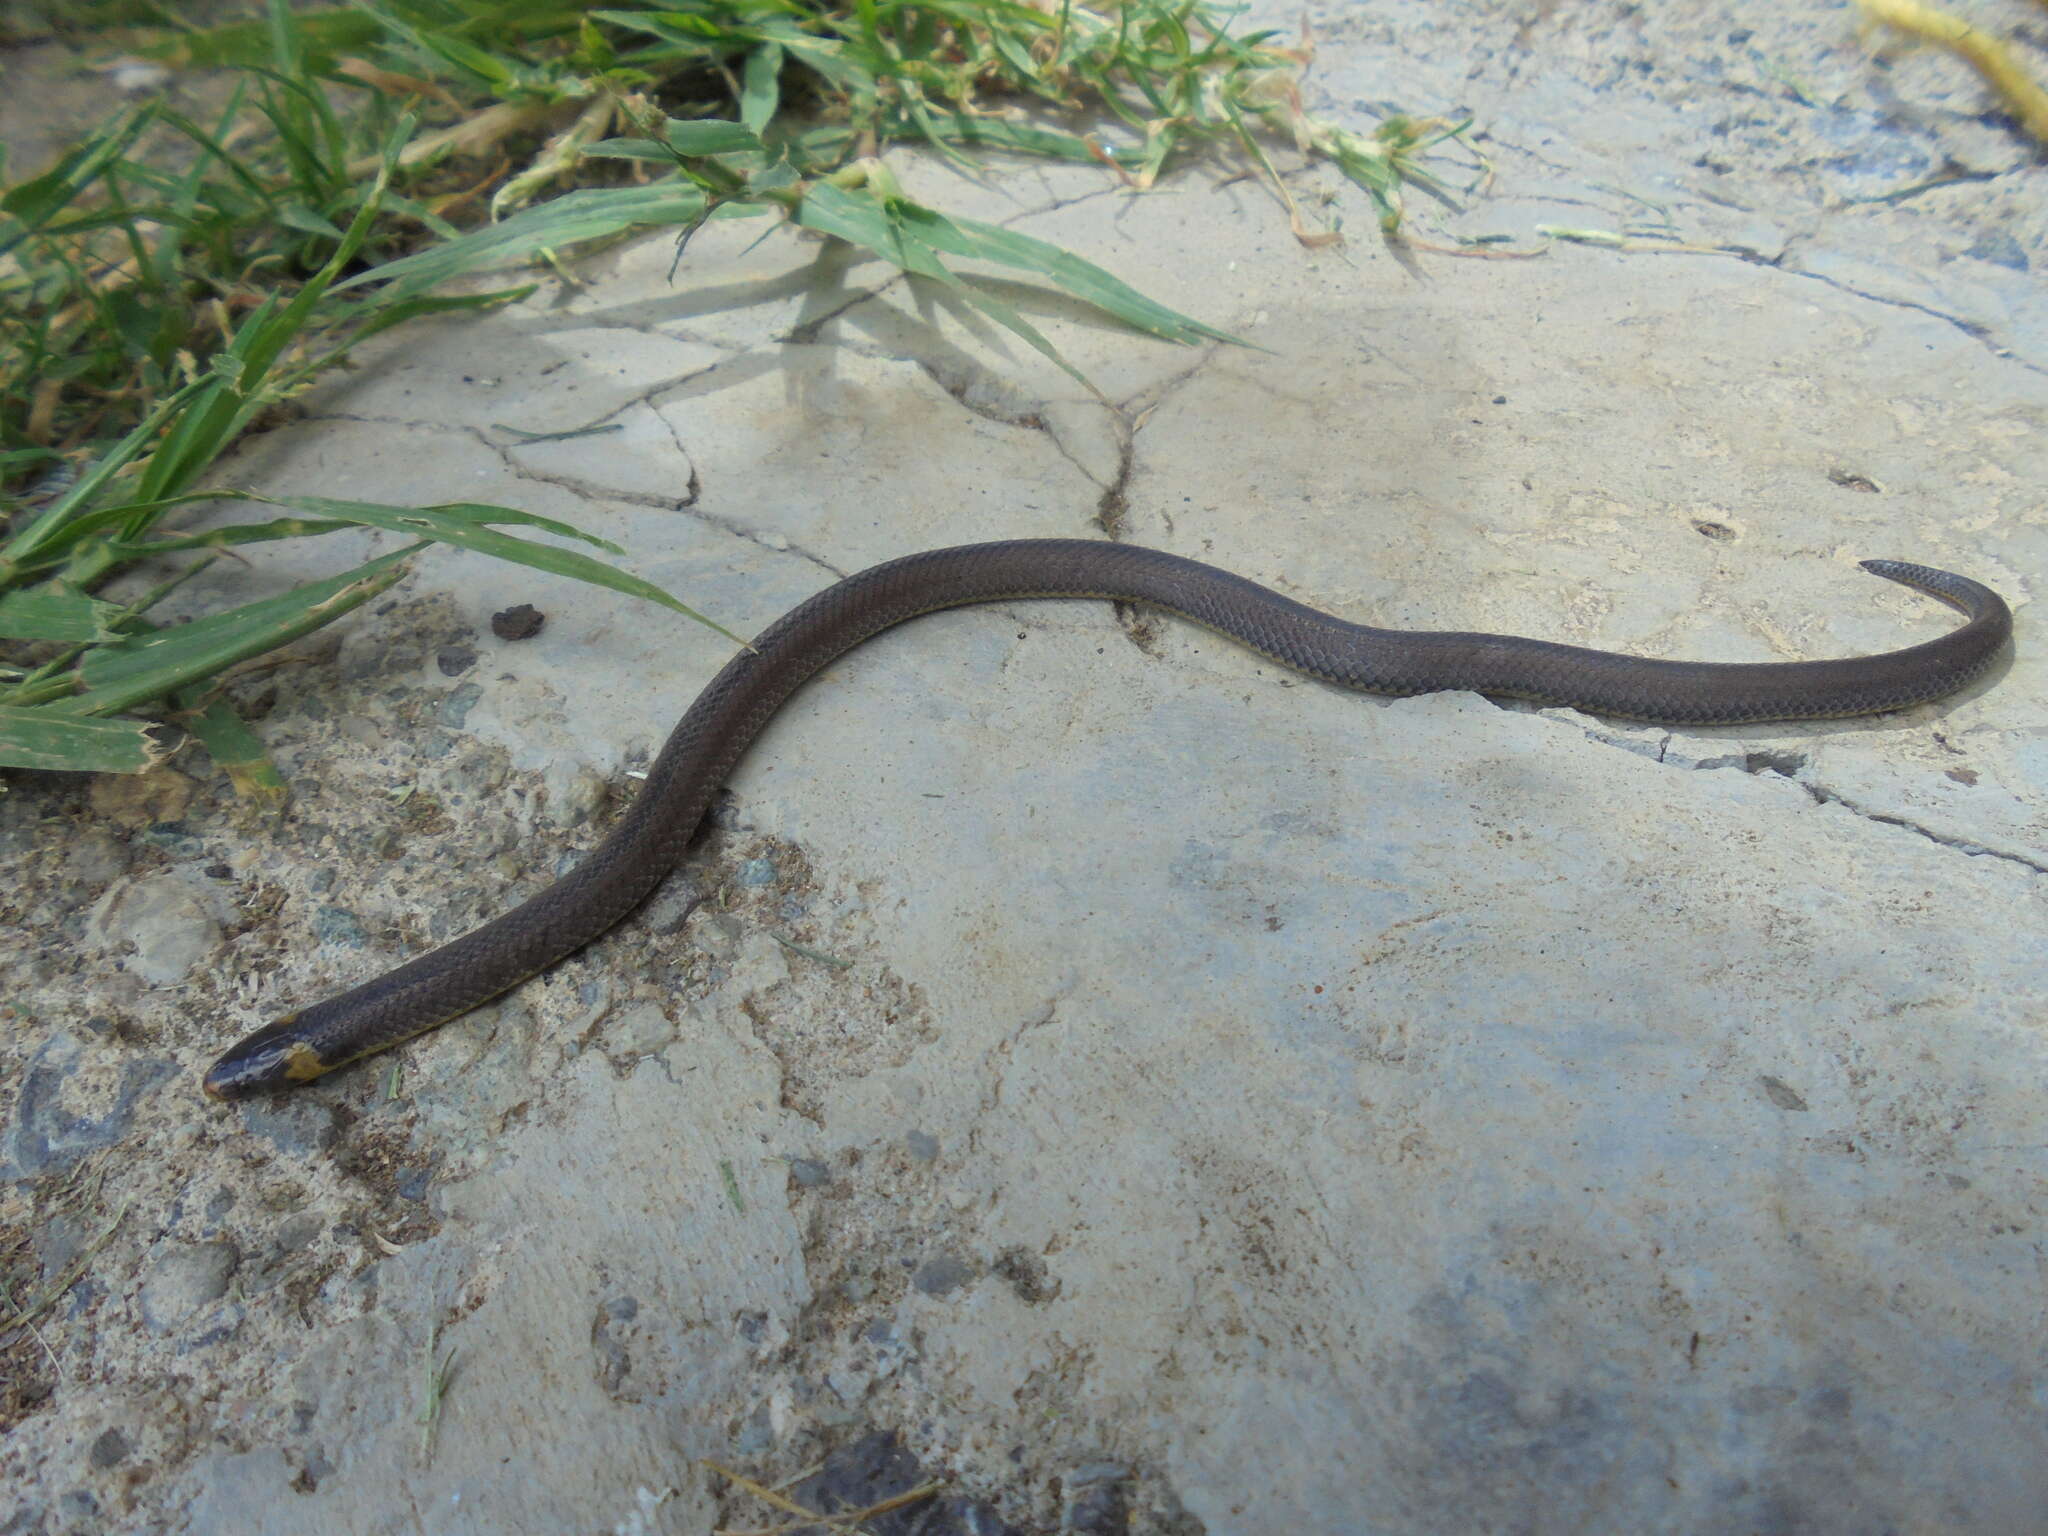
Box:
left=438, top=749, right=508, bottom=799
left=435, top=645, right=477, bottom=677
left=827, top=1368, right=871, bottom=1404
left=994, top=1246, right=1059, bottom=1305
left=736, top=856, right=777, bottom=887
left=181, top=1301, right=245, bottom=1352
left=312, top=906, right=369, bottom=948
left=689, top=913, right=745, bottom=959
left=642, top=881, right=707, bottom=935
left=272, top=1213, right=324, bottom=1255
left=491, top=604, right=545, bottom=641
left=178, top=1449, right=297, bottom=1529
left=438, top=681, right=484, bottom=729
left=1065, top=1472, right=1129, bottom=1534
left=140, top=1241, right=240, bottom=1333
left=64, top=831, right=131, bottom=888
left=88, top=1428, right=132, bottom=1468
left=912, top=1254, right=977, bottom=1298
left=394, top=1160, right=436, bottom=1202
left=1963, top=231, right=2028, bottom=272
left=608, top=1003, right=679, bottom=1057
left=542, top=761, right=608, bottom=827
left=106, top=59, right=172, bottom=95
left=137, top=823, right=204, bottom=859
left=906, top=1130, right=939, bottom=1163
left=1066, top=1461, right=1130, bottom=1488
left=733, top=1403, right=774, bottom=1457
left=788, top=1158, right=831, bottom=1188
left=1759, top=1075, right=1809, bottom=1112
left=6, top=1031, right=175, bottom=1178
left=88, top=875, right=220, bottom=984
left=58, top=1490, right=100, bottom=1524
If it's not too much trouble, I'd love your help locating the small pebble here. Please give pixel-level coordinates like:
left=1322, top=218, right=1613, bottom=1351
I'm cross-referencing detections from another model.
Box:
left=139, top=1241, right=240, bottom=1333
left=491, top=604, right=545, bottom=640
left=87, top=1429, right=131, bottom=1469
left=912, top=1254, right=976, bottom=1297
left=608, top=1003, right=678, bottom=1057
left=541, top=762, right=608, bottom=828
left=312, top=906, right=369, bottom=948
left=87, top=875, right=219, bottom=984
left=439, top=682, right=484, bottom=729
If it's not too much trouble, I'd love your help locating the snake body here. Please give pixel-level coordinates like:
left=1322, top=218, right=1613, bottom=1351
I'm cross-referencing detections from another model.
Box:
left=203, top=540, right=2011, bottom=1099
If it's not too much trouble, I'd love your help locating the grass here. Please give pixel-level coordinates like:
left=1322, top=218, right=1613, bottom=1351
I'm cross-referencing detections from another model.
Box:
left=418, top=1315, right=457, bottom=1464
left=1, top=0, right=1471, bottom=783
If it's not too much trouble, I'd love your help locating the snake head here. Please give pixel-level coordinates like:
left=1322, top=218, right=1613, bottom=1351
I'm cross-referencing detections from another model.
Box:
left=202, top=1013, right=331, bottom=1100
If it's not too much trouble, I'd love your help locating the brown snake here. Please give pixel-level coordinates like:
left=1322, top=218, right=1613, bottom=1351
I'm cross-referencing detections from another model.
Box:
left=203, top=540, right=2011, bottom=1099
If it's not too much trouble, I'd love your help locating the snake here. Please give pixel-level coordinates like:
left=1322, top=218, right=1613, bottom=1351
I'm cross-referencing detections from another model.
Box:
left=202, top=540, right=2011, bottom=1099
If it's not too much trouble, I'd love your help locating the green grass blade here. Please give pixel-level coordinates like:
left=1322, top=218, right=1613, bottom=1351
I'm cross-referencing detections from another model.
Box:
left=904, top=205, right=1245, bottom=345
left=664, top=119, right=766, bottom=156
left=261, top=492, right=626, bottom=553
left=796, top=181, right=1241, bottom=350
left=792, top=180, right=1091, bottom=387
left=133, top=116, right=413, bottom=507
left=0, top=586, right=127, bottom=643
left=792, top=178, right=932, bottom=270
left=109, top=516, right=366, bottom=558
left=891, top=110, right=1141, bottom=166
left=331, top=184, right=709, bottom=302
left=339, top=286, right=540, bottom=351
left=741, top=43, right=783, bottom=135
left=0, top=105, right=158, bottom=255
left=0, top=372, right=220, bottom=570
left=64, top=547, right=423, bottom=717
left=256, top=495, right=750, bottom=647
left=145, top=7, right=382, bottom=72
left=0, top=707, right=176, bottom=774
left=175, top=691, right=286, bottom=803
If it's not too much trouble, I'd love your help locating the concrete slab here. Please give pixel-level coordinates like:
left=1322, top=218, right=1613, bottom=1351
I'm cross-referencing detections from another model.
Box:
left=4, top=3, right=2043, bottom=1533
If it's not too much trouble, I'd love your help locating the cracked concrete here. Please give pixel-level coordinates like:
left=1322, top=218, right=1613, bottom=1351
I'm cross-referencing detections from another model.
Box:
left=4, top=3, right=2045, bottom=1534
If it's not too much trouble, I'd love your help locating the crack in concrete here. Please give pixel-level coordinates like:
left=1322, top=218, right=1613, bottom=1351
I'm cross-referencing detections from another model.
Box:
left=1119, top=341, right=1226, bottom=421
left=1568, top=718, right=2041, bottom=871
left=539, top=313, right=758, bottom=354
left=966, top=993, right=1062, bottom=1155
left=998, top=180, right=1121, bottom=225
left=1778, top=261, right=2045, bottom=377
left=453, top=409, right=848, bottom=580
left=1795, top=782, right=2048, bottom=877
left=1462, top=126, right=2041, bottom=376
left=456, top=422, right=690, bottom=513
left=295, top=402, right=844, bottom=581
left=779, top=281, right=895, bottom=345
left=653, top=410, right=703, bottom=508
